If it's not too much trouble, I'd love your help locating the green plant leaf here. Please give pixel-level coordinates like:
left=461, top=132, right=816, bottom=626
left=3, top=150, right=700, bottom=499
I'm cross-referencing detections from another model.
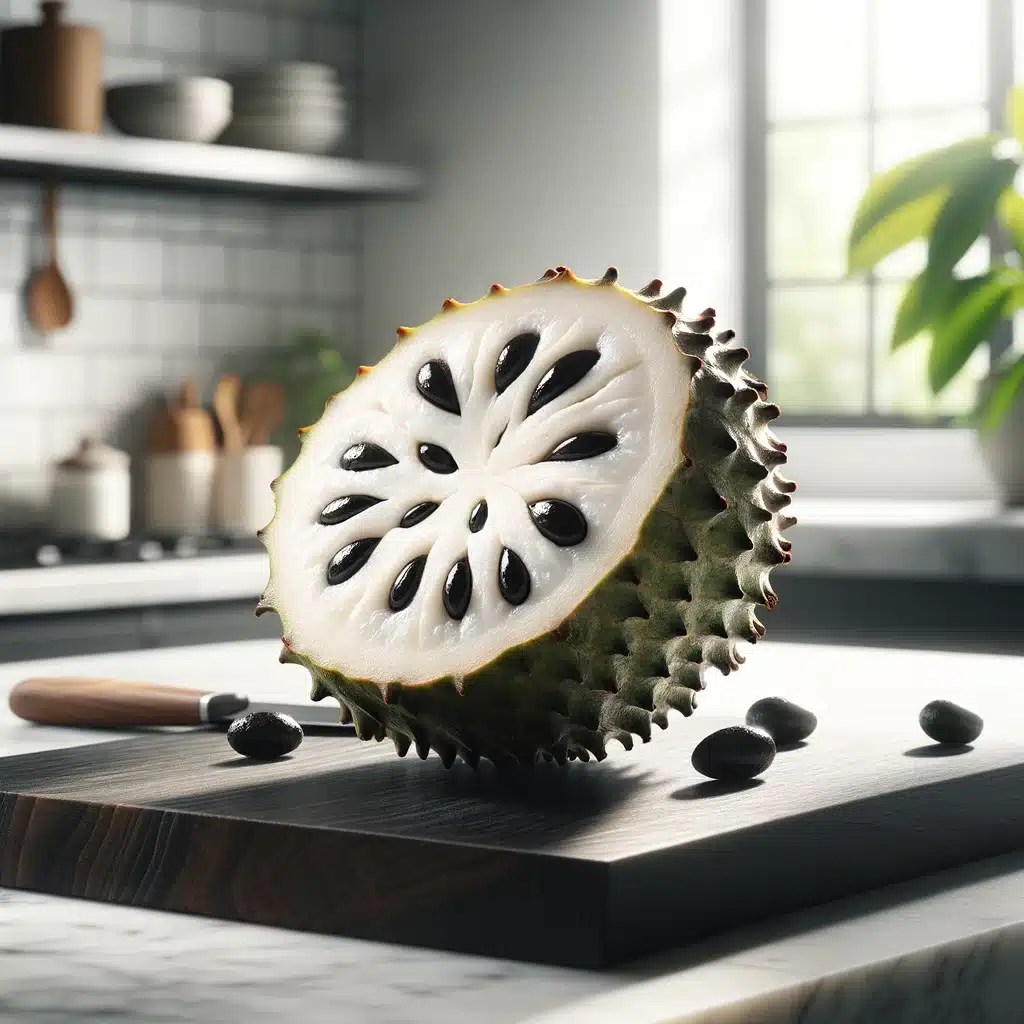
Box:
left=997, top=188, right=1024, bottom=253
left=848, top=135, right=997, bottom=273
left=923, top=157, right=1019, bottom=286
left=849, top=192, right=948, bottom=274
left=891, top=273, right=989, bottom=349
left=979, top=353, right=1024, bottom=432
left=1007, top=87, right=1024, bottom=145
left=927, top=269, right=1021, bottom=392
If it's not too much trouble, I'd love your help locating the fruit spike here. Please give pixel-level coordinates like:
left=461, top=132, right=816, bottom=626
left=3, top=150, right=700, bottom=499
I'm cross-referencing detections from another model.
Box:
left=260, top=267, right=794, bottom=768
left=441, top=297, right=461, bottom=311
left=396, top=326, right=414, bottom=339
left=356, top=365, right=373, bottom=377
left=489, top=283, right=505, bottom=294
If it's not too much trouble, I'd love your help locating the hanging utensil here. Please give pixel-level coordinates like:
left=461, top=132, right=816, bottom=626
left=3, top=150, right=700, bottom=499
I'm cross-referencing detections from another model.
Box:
left=26, top=180, right=73, bottom=332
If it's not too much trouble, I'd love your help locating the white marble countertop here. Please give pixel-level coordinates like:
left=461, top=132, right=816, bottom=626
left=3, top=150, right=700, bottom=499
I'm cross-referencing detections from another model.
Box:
left=2, top=499, right=1022, bottom=618
left=3, top=639, right=1024, bottom=1022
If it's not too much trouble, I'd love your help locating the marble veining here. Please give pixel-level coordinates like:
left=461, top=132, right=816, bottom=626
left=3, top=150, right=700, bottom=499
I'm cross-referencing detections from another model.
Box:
left=0, top=888, right=611, bottom=1024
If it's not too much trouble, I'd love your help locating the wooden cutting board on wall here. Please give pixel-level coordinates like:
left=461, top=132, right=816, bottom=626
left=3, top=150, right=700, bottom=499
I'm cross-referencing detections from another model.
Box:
left=2, top=716, right=1023, bottom=968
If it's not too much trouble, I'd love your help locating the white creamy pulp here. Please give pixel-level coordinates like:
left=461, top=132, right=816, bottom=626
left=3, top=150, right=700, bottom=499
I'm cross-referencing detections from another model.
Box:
left=264, top=280, right=692, bottom=685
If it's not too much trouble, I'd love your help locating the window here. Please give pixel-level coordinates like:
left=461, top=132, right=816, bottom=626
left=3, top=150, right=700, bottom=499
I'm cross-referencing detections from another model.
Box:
left=742, top=0, right=1016, bottom=423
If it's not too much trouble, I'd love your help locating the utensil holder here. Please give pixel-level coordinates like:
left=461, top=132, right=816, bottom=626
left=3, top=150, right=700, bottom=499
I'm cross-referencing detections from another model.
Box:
left=145, top=451, right=216, bottom=536
left=213, top=445, right=282, bottom=537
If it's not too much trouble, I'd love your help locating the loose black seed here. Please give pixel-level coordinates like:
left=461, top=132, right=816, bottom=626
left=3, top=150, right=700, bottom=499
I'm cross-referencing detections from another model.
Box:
left=327, top=538, right=380, bottom=585
left=400, top=501, right=439, bottom=528
left=227, top=710, right=303, bottom=760
left=468, top=500, right=488, bottom=532
left=528, top=499, right=588, bottom=546
left=341, top=442, right=398, bottom=472
left=745, top=697, right=817, bottom=746
left=494, top=332, right=540, bottom=394
left=544, top=431, right=617, bottom=462
left=418, top=442, right=459, bottom=474
left=319, top=494, right=383, bottom=526
left=691, top=725, right=776, bottom=781
left=443, top=558, right=472, bottom=619
left=416, top=360, right=461, bottom=415
left=389, top=555, right=427, bottom=611
left=527, top=349, right=600, bottom=416
left=919, top=700, right=983, bottom=746
left=498, top=548, right=530, bottom=605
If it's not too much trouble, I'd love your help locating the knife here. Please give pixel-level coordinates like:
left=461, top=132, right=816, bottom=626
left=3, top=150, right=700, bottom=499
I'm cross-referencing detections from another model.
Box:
left=8, top=676, right=354, bottom=732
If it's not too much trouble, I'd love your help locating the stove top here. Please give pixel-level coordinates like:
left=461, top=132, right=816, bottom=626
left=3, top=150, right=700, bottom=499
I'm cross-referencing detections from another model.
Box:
left=0, top=533, right=264, bottom=571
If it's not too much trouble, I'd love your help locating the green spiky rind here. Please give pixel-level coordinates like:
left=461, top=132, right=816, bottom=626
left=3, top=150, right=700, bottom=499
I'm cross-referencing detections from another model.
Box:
left=268, top=268, right=794, bottom=768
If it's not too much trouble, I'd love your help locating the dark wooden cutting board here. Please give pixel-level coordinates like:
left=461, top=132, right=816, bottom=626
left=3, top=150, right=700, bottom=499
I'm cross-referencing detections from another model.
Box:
left=2, top=716, right=1023, bottom=968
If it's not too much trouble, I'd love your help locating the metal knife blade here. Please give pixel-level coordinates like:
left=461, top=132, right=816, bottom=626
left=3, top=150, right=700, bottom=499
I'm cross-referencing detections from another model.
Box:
left=213, top=699, right=355, bottom=732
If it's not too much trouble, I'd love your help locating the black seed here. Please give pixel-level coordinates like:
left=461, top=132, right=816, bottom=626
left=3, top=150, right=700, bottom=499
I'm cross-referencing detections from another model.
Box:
left=745, top=697, right=817, bottom=746
left=468, top=500, right=488, bottom=532
left=327, top=538, right=380, bottom=585
left=495, top=332, right=540, bottom=394
left=544, top=431, right=617, bottom=462
left=389, top=555, right=427, bottom=611
left=691, top=725, right=776, bottom=781
left=400, top=501, right=439, bottom=528
left=416, top=360, right=461, bottom=415
left=319, top=494, right=383, bottom=526
left=498, top=548, right=530, bottom=605
left=418, top=443, right=458, bottom=474
left=528, top=499, right=588, bottom=547
left=527, top=349, right=600, bottom=416
left=227, top=710, right=303, bottom=760
left=919, top=700, right=983, bottom=746
left=341, top=442, right=398, bottom=471
left=442, top=558, right=472, bottom=619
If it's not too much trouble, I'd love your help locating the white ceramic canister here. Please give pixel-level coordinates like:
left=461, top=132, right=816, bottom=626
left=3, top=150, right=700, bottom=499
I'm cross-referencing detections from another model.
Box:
left=145, top=450, right=217, bottom=536
left=214, top=445, right=283, bottom=536
left=50, top=437, right=132, bottom=541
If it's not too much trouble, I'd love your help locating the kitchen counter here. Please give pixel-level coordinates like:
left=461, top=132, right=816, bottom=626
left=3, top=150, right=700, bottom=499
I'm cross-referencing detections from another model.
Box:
left=2, top=500, right=1023, bottom=618
left=2, top=639, right=1024, bottom=1022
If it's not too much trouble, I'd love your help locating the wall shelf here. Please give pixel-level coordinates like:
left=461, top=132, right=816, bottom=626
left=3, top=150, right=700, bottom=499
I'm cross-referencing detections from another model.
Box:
left=0, top=123, right=421, bottom=200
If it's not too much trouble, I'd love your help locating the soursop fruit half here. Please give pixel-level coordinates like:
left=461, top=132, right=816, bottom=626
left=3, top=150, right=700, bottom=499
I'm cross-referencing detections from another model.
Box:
left=260, top=267, right=795, bottom=768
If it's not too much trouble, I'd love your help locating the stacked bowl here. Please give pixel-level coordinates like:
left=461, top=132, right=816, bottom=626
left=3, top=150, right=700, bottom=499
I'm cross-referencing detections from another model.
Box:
left=218, top=62, right=346, bottom=155
left=105, top=78, right=232, bottom=143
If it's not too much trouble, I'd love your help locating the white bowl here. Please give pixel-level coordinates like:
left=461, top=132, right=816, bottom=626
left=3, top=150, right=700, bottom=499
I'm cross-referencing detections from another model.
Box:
left=225, top=62, right=339, bottom=94
left=232, top=93, right=346, bottom=121
left=106, top=77, right=232, bottom=143
left=218, top=111, right=346, bottom=154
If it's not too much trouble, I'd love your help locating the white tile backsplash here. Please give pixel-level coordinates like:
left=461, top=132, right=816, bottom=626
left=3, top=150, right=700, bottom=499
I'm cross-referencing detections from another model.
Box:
left=92, top=236, right=164, bottom=293
left=0, top=0, right=363, bottom=527
left=230, top=247, right=302, bottom=297
left=207, top=9, right=270, bottom=60
left=139, top=0, right=203, bottom=53
left=163, top=242, right=228, bottom=294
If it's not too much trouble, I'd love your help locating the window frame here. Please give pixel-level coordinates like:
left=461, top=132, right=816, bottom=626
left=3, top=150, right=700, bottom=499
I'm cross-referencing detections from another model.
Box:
left=740, top=0, right=1017, bottom=428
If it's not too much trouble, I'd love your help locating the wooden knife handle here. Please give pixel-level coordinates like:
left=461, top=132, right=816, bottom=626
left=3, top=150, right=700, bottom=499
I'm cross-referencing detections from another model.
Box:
left=9, top=677, right=209, bottom=727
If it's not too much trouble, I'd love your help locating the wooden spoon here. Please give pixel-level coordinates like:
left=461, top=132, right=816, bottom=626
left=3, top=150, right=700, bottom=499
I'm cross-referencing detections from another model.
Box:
left=213, top=374, right=246, bottom=454
left=27, top=181, right=74, bottom=333
left=241, top=380, right=285, bottom=447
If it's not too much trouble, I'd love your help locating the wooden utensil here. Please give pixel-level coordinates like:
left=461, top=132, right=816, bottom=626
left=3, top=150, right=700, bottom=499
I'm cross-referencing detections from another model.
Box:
left=8, top=676, right=348, bottom=729
left=213, top=374, right=246, bottom=453
left=146, top=378, right=217, bottom=454
left=240, top=379, right=285, bottom=446
left=26, top=180, right=73, bottom=332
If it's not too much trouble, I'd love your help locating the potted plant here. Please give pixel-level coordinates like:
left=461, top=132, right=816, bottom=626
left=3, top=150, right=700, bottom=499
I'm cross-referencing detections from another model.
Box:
left=848, top=87, right=1024, bottom=504
left=246, top=327, right=355, bottom=464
